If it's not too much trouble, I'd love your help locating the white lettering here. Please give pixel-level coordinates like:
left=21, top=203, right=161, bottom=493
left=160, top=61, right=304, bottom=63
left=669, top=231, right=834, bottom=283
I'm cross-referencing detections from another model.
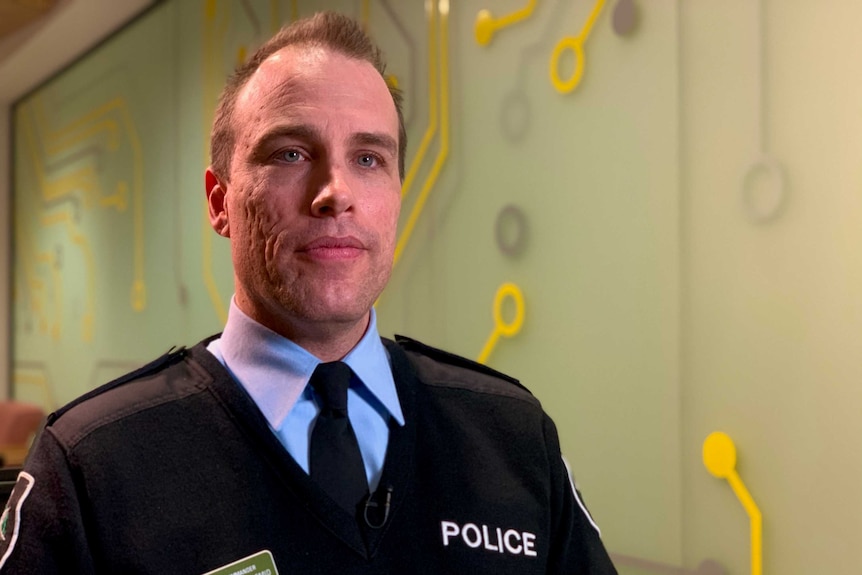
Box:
left=482, top=524, right=499, bottom=551
left=523, top=532, right=537, bottom=557
left=462, top=523, right=482, bottom=548
left=503, top=529, right=523, bottom=554
left=441, top=521, right=460, bottom=546
left=438, top=520, right=537, bottom=558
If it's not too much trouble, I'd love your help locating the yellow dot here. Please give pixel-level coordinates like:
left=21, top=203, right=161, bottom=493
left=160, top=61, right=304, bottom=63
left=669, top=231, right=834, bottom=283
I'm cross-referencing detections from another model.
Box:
left=386, top=74, right=399, bottom=89
left=475, top=10, right=494, bottom=46
left=703, top=431, right=737, bottom=478
left=237, top=45, right=247, bottom=65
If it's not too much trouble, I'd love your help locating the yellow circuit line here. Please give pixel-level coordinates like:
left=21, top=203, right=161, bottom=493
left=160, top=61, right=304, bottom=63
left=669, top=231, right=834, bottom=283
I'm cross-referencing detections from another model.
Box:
left=30, top=99, right=129, bottom=210
left=400, top=0, right=439, bottom=200
left=29, top=95, right=146, bottom=310
left=393, top=0, right=449, bottom=267
left=15, top=226, right=45, bottom=296
left=270, top=0, right=279, bottom=31
left=202, top=200, right=228, bottom=323
left=23, top=108, right=101, bottom=337
left=34, top=250, right=60, bottom=338
left=549, top=0, right=605, bottom=94
left=361, top=0, right=370, bottom=31
left=728, top=470, right=763, bottom=575
left=492, top=0, right=537, bottom=30
left=41, top=210, right=96, bottom=341
left=15, top=224, right=45, bottom=314
left=23, top=110, right=100, bottom=207
left=46, top=119, right=121, bottom=154
left=475, top=0, right=537, bottom=46
left=116, top=102, right=147, bottom=311
left=476, top=283, right=525, bottom=364
left=202, top=0, right=228, bottom=324
left=476, top=331, right=499, bottom=364
left=34, top=96, right=121, bottom=155
left=99, top=181, right=129, bottom=211
left=578, top=0, right=604, bottom=41
left=703, top=431, right=763, bottom=575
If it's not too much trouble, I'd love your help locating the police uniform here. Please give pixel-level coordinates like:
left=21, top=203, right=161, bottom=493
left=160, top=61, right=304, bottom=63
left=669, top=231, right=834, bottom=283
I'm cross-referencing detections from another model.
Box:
left=0, top=336, right=617, bottom=574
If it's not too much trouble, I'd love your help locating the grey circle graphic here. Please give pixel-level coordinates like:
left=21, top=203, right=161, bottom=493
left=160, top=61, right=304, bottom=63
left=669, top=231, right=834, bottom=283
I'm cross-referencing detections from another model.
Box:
left=495, top=204, right=528, bottom=256
left=612, top=0, right=639, bottom=37
left=742, top=155, right=786, bottom=224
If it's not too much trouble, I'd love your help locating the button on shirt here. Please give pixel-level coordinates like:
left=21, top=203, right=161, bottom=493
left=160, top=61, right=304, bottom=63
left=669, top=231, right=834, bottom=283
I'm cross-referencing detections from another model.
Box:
left=206, top=299, right=404, bottom=491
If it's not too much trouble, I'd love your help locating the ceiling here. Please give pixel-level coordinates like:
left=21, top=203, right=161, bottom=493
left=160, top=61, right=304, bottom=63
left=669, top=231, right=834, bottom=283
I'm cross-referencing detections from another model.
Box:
left=0, top=0, right=59, bottom=38
left=0, top=0, right=153, bottom=103
left=0, top=0, right=63, bottom=63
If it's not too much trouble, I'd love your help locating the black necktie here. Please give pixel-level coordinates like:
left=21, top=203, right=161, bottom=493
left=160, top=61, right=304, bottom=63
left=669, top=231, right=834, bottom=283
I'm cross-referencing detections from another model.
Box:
left=309, top=361, right=369, bottom=514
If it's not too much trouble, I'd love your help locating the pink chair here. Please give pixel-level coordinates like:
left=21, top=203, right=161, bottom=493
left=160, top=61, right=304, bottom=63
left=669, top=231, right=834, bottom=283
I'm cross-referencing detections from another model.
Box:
left=0, top=401, right=45, bottom=466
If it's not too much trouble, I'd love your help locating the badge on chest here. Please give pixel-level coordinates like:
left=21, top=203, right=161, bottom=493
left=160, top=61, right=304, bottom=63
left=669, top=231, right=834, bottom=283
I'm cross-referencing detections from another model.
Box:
left=201, top=549, right=280, bottom=575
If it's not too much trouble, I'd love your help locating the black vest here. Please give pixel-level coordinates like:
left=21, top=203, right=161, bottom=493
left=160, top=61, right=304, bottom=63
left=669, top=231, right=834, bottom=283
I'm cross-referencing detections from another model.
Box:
left=3, top=337, right=616, bottom=574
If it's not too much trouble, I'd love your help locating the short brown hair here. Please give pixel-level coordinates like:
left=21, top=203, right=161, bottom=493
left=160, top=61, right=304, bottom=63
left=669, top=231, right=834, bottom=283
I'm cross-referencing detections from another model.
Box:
left=210, top=11, right=406, bottom=181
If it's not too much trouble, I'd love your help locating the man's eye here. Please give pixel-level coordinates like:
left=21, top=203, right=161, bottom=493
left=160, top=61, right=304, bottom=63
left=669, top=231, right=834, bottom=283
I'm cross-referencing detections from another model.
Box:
left=281, top=150, right=304, bottom=163
left=358, top=154, right=378, bottom=167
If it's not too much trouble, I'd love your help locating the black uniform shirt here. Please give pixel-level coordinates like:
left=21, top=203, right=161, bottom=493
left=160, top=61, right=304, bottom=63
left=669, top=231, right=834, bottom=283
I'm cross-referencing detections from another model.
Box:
left=0, top=336, right=617, bottom=574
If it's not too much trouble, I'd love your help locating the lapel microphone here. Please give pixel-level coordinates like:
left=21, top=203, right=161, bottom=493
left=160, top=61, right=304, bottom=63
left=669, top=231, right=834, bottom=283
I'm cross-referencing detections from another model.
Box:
left=363, top=484, right=393, bottom=529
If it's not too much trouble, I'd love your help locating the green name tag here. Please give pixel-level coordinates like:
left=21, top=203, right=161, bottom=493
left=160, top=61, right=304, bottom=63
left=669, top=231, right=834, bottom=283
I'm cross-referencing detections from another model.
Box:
left=202, top=550, right=279, bottom=575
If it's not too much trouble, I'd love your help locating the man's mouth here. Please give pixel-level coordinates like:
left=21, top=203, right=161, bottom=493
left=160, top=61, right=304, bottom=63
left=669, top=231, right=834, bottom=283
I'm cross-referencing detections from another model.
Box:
left=299, top=236, right=366, bottom=260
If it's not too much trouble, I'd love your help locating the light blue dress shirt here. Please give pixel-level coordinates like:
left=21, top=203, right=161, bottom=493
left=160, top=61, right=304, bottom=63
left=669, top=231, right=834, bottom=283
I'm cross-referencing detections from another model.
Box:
left=206, top=299, right=404, bottom=492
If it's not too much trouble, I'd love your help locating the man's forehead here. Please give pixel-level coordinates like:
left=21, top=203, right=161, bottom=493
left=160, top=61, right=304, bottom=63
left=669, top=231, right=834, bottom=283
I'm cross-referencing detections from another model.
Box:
left=237, top=45, right=319, bottom=108
left=233, top=44, right=397, bottom=135
left=237, top=45, right=389, bottom=112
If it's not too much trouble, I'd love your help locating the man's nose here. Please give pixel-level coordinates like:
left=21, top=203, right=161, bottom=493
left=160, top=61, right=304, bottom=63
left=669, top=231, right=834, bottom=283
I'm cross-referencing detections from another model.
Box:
left=310, top=161, right=354, bottom=217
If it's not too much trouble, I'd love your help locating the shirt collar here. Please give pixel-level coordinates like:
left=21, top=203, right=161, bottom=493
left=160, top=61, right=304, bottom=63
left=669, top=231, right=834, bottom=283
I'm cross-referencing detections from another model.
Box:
left=218, top=298, right=404, bottom=430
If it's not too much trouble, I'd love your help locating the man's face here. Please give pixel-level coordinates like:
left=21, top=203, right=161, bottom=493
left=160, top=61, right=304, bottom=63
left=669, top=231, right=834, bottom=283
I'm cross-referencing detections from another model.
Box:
left=206, top=46, right=401, bottom=342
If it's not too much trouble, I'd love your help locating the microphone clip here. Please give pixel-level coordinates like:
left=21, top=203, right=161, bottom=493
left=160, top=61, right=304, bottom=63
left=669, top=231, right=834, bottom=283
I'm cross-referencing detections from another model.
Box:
left=363, top=485, right=393, bottom=529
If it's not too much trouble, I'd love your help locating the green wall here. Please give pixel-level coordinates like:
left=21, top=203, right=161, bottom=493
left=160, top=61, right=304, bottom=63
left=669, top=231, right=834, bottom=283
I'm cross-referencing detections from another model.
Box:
left=10, top=1, right=861, bottom=573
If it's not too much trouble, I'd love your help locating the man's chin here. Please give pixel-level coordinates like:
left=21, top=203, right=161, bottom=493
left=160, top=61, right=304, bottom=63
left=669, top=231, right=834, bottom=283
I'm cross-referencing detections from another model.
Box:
left=288, top=298, right=374, bottom=326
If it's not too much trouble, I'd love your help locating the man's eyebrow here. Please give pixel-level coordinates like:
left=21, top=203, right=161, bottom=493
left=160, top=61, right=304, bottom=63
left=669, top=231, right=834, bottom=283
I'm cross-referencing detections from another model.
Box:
left=349, top=132, right=398, bottom=157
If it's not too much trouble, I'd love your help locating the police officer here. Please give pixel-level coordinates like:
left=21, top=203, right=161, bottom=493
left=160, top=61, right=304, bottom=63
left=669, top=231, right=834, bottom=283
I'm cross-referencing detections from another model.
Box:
left=0, top=12, right=616, bottom=574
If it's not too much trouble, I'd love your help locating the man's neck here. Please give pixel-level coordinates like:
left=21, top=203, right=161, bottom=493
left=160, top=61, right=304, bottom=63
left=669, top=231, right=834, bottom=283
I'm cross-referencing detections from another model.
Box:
left=290, top=318, right=370, bottom=361
left=234, top=298, right=371, bottom=361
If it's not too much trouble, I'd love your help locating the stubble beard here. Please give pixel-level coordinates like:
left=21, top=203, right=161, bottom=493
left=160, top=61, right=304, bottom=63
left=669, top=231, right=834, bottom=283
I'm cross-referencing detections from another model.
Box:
left=263, top=251, right=392, bottom=333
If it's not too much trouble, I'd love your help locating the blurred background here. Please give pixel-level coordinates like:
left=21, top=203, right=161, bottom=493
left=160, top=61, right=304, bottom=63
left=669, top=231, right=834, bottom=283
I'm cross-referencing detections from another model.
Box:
left=2, top=0, right=860, bottom=573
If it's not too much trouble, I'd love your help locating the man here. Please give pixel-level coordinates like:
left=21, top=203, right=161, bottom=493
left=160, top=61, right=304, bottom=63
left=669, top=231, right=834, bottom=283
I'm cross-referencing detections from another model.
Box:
left=0, top=12, right=616, bottom=574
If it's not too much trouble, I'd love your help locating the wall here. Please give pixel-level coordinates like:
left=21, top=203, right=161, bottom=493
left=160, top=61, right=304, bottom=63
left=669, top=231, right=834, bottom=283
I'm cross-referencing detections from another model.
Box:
left=0, top=0, right=155, bottom=400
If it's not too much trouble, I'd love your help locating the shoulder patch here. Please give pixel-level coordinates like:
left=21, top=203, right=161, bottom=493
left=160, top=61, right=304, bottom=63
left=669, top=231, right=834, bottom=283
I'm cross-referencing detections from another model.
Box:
left=47, top=346, right=189, bottom=425
left=0, top=471, right=35, bottom=569
left=393, top=334, right=530, bottom=393
left=562, top=456, right=601, bottom=536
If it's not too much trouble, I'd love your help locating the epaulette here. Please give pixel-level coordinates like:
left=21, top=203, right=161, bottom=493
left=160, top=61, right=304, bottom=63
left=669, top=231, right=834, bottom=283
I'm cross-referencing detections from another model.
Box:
left=394, top=334, right=532, bottom=395
left=47, top=346, right=189, bottom=425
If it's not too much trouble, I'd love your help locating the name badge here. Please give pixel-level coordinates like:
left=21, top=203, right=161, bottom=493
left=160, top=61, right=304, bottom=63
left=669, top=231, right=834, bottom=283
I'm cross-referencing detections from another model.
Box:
left=202, top=550, right=279, bottom=575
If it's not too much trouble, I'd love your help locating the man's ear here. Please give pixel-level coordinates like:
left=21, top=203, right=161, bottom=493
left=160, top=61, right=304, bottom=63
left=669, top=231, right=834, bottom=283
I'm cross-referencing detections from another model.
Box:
left=205, top=167, right=230, bottom=237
